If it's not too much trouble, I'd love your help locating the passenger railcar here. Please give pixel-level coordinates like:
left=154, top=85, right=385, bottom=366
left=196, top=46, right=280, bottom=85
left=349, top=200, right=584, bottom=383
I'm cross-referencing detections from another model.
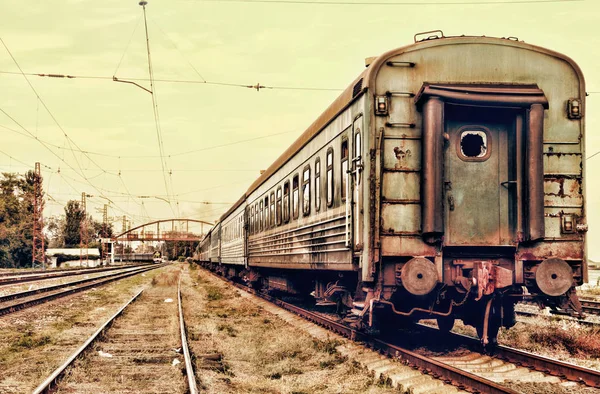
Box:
left=197, top=32, right=588, bottom=345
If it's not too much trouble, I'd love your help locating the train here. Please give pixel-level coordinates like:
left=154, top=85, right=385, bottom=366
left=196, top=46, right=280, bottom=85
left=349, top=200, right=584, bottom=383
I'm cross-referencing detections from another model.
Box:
left=195, top=31, right=588, bottom=346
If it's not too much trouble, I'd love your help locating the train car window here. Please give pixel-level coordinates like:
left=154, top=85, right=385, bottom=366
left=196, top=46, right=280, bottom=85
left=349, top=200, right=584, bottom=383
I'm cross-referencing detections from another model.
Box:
left=326, top=148, right=334, bottom=207
left=341, top=139, right=349, bottom=201
left=270, top=191, right=275, bottom=228
left=255, top=203, right=259, bottom=233
left=283, top=181, right=290, bottom=223
left=259, top=201, right=263, bottom=232
left=302, top=166, right=311, bottom=216
left=355, top=130, right=361, bottom=159
left=315, top=158, right=321, bottom=212
left=276, top=187, right=282, bottom=225
left=250, top=206, right=253, bottom=235
left=264, top=196, right=269, bottom=230
left=292, top=174, right=299, bottom=219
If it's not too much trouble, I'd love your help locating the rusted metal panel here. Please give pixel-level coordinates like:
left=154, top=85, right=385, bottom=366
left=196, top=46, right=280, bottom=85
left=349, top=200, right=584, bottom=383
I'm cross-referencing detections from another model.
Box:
left=383, top=138, right=421, bottom=170
left=382, top=172, right=420, bottom=201
left=380, top=235, right=437, bottom=257
left=381, top=203, right=420, bottom=234
left=517, top=241, right=584, bottom=261
left=543, top=153, right=582, bottom=175
left=543, top=178, right=583, bottom=207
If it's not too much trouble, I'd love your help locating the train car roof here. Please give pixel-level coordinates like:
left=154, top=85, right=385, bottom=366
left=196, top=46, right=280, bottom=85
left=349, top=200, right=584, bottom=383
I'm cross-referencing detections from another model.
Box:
left=219, top=194, right=247, bottom=222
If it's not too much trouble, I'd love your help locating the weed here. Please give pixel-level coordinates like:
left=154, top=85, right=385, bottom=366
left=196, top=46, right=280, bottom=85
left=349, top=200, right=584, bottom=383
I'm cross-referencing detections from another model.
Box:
left=268, top=372, right=282, bottom=380
left=151, top=271, right=179, bottom=286
left=206, top=286, right=223, bottom=301
left=319, top=354, right=346, bottom=369
left=11, top=332, right=52, bottom=349
left=312, top=338, right=342, bottom=354
left=217, top=323, right=238, bottom=337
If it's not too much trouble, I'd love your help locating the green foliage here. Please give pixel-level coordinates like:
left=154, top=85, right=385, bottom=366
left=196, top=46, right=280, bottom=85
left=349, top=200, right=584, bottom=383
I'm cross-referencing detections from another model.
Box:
left=0, top=170, right=44, bottom=268
left=63, top=200, right=84, bottom=247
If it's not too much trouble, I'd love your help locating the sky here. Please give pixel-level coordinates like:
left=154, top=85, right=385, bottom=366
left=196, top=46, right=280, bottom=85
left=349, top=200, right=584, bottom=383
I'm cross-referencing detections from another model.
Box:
left=0, top=0, right=598, bottom=258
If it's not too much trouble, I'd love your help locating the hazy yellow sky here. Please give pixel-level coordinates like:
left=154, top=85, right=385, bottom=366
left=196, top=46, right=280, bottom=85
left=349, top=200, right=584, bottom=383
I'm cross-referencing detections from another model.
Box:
left=1, top=0, right=599, bottom=257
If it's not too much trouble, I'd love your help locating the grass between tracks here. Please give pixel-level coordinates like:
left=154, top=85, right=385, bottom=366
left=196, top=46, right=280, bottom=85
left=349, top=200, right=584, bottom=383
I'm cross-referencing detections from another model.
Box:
left=0, top=265, right=168, bottom=393
left=183, top=266, right=398, bottom=394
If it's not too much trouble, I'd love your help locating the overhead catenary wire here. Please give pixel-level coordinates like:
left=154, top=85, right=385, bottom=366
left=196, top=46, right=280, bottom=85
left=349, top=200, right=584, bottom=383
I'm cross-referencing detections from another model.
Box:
left=0, top=70, right=343, bottom=92
left=139, top=1, right=177, bottom=218
left=0, top=38, right=117, bottom=180
left=0, top=122, right=298, bottom=159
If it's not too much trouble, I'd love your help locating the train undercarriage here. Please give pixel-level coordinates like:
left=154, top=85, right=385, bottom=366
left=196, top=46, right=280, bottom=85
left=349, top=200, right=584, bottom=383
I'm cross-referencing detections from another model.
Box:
left=200, top=250, right=584, bottom=348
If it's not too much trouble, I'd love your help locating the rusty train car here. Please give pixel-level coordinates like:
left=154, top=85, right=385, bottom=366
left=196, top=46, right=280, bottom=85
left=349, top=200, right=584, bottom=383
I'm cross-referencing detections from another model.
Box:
left=197, top=32, right=588, bottom=345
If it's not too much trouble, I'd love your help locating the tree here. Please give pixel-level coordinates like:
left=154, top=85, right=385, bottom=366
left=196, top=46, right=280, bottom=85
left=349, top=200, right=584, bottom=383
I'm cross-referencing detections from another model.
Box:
left=0, top=170, right=43, bottom=267
left=63, top=200, right=84, bottom=247
left=46, top=216, right=65, bottom=248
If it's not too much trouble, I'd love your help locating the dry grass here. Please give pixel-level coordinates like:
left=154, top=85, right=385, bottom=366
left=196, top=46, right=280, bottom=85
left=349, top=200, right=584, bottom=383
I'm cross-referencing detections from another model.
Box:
left=151, top=270, right=180, bottom=286
left=54, top=267, right=186, bottom=393
left=183, top=269, right=398, bottom=394
left=0, top=265, right=170, bottom=393
left=499, top=319, right=600, bottom=359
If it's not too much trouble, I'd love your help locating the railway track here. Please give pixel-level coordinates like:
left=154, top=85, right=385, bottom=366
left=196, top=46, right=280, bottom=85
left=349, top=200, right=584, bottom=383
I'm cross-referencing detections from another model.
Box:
left=33, top=275, right=197, bottom=393
left=203, top=267, right=600, bottom=393
left=0, top=264, right=165, bottom=316
left=0, top=263, right=152, bottom=287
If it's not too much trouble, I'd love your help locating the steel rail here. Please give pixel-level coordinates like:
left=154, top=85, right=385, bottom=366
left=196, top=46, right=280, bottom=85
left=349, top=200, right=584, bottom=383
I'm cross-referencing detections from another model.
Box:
left=178, top=277, right=198, bottom=394
left=0, top=264, right=145, bottom=277
left=0, top=264, right=151, bottom=287
left=206, top=269, right=519, bottom=394
left=520, top=299, right=600, bottom=317
left=0, top=265, right=164, bottom=316
left=0, top=265, right=154, bottom=304
left=32, top=289, right=144, bottom=394
left=515, top=309, right=599, bottom=326
left=416, top=324, right=600, bottom=388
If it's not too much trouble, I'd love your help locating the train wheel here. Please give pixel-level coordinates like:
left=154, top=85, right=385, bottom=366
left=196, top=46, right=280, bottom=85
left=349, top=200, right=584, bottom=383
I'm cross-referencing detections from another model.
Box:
left=436, top=316, right=455, bottom=333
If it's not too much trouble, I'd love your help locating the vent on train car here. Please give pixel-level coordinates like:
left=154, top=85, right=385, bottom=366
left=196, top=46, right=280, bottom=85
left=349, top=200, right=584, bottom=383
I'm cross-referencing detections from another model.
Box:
left=353, top=78, right=363, bottom=97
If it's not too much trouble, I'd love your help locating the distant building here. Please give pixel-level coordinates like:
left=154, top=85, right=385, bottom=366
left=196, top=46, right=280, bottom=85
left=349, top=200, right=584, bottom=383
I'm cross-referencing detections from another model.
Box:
left=45, top=248, right=101, bottom=268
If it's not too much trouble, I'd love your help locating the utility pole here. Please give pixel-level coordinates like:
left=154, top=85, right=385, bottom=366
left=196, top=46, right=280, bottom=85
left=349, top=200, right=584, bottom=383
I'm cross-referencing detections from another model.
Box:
left=80, top=192, right=88, bottom=267
left=32, top=162, right=45, bottom=269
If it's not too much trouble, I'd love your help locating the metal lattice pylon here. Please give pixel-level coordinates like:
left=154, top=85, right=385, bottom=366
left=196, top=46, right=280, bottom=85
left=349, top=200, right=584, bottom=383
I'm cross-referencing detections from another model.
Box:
left=80, top=192, right=89, bottom=266
left=32, top=162, right=45, bottom=268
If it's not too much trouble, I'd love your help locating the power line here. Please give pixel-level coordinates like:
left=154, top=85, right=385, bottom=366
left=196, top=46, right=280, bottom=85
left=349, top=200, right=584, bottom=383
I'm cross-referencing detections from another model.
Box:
left=0, top=38, right=114, bottom=180
left=139, top=2, right=177, bottom=218
left=1, top=121, right=298, bottom=159
left=0, top=70, right=343, bottom=92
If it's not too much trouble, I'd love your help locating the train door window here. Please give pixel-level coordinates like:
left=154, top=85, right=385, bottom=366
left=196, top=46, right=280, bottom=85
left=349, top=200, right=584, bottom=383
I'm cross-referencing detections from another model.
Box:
left=341, top=139, right=349, bottom=201
left=354, top=130, right=361, bottom=159
left=326, top=148, right=334, bottom=207
left=259, top=201, right=263, bottom=232
left=264, top=196, right=269, bottom=230
left=292, top=174, right=299, bottom=219
left=458, top=129, right=490, bottom=161
left=315, top=158, right=321, bottom=212
left=270, top=191, right=275, bottom=228
left=302, top=165, right=310, bottom=216
left=276, top=187, right=282, bottom=225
